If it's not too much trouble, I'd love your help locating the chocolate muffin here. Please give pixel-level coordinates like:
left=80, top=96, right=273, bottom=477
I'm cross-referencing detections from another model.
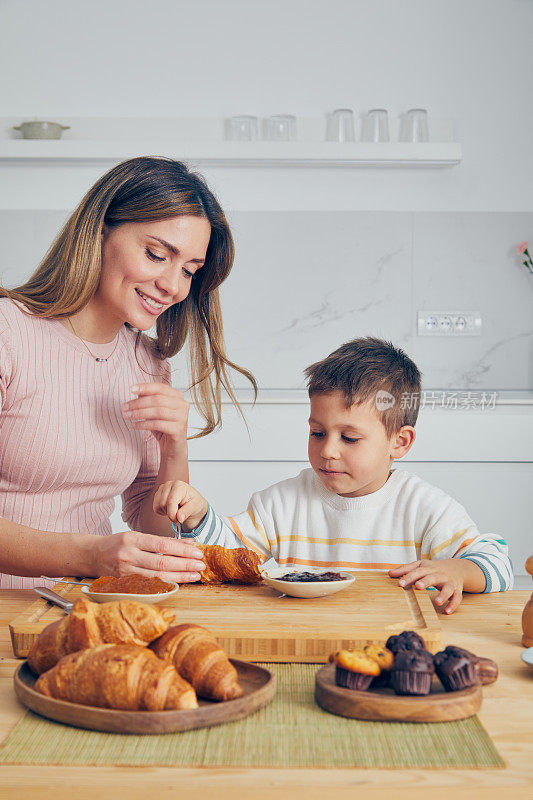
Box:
left=433, top=645, right=479, bottom=692
left=386, top=630, right=426, bottom=654
left=390, top=649, right=435, bottom=696
left=432, top=645, right=498, bottom=685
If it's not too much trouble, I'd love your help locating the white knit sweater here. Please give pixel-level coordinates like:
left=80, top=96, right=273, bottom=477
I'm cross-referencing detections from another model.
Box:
left=184, top=468, right=513, bottom=592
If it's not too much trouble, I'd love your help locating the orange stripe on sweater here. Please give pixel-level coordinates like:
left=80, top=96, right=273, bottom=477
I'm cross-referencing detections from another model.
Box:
left=429, top=528, right=469, bottom=558
left=227, top=516, right=266, bottom=558
left=246, top=509, right=270, bottom=549
left=453, top=538, right=476, bottom=556
left=277, top=556, right=401, bottom=570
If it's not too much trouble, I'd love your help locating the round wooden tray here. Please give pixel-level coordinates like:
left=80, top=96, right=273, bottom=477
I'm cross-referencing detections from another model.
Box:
left=14, top=659, right=275, bottom=734
left=315, top=663, right=482, bottom=723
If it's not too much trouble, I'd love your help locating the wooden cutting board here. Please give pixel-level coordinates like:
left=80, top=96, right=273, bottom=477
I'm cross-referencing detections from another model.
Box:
left=9, top=573, right=442, bottom=663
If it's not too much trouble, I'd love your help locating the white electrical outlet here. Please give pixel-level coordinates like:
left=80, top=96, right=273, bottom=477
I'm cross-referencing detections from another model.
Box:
left=417, top=311, right=481, bottom=336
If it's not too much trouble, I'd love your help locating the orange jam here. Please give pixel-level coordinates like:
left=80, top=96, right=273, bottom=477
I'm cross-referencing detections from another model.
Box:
left=88, top=575, right=175, bottom=594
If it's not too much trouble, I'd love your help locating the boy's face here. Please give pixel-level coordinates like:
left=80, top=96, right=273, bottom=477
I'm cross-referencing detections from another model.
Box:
left=308, top=390, right=415, bottom=498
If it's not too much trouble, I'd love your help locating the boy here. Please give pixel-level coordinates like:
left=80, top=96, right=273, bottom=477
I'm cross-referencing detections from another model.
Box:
left=153, top=337, right=513, bottom=613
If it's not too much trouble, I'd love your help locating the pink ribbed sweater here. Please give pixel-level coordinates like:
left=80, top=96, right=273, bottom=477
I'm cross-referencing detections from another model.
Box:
left=0, top=299, right=170, bottom=589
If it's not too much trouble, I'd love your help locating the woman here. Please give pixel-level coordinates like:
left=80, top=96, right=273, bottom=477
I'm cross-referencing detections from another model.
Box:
left=0, top=156, right=256, bottom=588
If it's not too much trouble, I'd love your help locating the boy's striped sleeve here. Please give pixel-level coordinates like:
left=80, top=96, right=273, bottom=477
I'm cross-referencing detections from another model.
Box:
left=421, top=496, right=513, bottom=592
left=181, top=504, right=241, bottom=547
left=456, top=536, right=514, bottom=592
left=181, top=504, right=272, bottom=560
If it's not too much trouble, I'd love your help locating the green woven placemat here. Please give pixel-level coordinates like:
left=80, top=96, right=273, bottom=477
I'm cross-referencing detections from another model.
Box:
left=0, top=664, right=504, bottom=768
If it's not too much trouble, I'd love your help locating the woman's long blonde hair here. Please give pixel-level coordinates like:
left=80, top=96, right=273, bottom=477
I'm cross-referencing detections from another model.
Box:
left=0, top=156, right=257, bottom=437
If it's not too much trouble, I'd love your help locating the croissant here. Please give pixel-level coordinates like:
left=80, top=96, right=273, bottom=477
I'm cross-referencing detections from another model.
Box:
left=27, top=597, right=175, bottom=675
left=35, top=644, right=198, bottom=710
left=198, top=543, right=262, bottom=585
left=151, top=623, right=243, bottom=701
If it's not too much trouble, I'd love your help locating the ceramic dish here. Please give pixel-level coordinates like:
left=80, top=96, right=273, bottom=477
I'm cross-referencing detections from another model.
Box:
left=261, top=566, right=355, bottom=598
left=80, top=582, right=179, bottom=605
left=521, top=647, right=533, bottom=672
left=13, top=120, right=70, bottom=139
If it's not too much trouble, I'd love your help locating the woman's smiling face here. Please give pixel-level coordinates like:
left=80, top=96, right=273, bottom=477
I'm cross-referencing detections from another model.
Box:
left=94, top=215, right=212, bottom=331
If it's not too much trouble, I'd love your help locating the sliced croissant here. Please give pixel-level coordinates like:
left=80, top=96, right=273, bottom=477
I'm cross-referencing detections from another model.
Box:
left=198, top=543, right=262, bottom=585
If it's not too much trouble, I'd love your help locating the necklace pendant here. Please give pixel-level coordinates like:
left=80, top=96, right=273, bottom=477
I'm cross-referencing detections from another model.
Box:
left=95, top=357, right=108, bottom=363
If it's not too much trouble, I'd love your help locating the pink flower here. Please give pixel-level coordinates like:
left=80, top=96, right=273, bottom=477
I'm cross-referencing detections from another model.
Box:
left=517, top=241, right=529, bottom=255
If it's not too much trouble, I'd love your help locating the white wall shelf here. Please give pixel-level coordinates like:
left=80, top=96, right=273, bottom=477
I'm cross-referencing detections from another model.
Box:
left=0, top=140, right=461, bottom=168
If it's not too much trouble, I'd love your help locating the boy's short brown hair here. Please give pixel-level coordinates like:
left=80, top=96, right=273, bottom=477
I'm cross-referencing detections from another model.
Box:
left=304, top=337, right=422, bottom=437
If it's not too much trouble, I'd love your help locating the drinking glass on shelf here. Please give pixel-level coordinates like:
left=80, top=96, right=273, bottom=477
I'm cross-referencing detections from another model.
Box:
left=399, top=108, right=429, bottom=142
left=264, top=115, right=297, bottom=141
left=226, top=115, right=259, bottom=141
left=326, top=108, right=355, bottom=142
left=361, top=109, right=390, bottom=142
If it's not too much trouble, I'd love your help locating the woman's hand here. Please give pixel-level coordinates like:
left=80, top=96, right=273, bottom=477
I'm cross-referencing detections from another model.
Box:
left=388, top=558, right=468, bottom=614
left=153, top=480, right=209, bottom=532
left=121, top=383, right=189, bottom=460
left=91, top=530, right=206, bottom=583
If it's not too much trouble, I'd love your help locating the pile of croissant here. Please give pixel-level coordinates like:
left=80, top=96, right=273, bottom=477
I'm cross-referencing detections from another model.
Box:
left=26, top=597, right=243, bottom=712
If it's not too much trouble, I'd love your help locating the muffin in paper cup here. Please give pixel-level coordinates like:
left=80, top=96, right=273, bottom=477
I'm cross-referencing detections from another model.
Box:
left=330, top=649, right=381, bottom=691
left=390, top=649, right=435, bottom=696
left=434, top=645, right=479, bottom=692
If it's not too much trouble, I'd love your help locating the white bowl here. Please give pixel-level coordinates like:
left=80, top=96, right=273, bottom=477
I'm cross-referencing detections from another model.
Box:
left=261, top=566, right=355, bottom=598
left=13, top=120, right=70, bottom=139
left=80, top=583, right=179, bottom=604
left=521, top=647, right=533, bottom=672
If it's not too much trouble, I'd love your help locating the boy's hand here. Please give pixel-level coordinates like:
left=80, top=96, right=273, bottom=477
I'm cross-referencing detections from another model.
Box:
left=153, top=480, right=208, bottom=532
left=388, top=558, right=467, bottom=614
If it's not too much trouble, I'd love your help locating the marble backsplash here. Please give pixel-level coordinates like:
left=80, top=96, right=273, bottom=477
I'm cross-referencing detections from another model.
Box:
left=1, top=209, right=532, bottom=390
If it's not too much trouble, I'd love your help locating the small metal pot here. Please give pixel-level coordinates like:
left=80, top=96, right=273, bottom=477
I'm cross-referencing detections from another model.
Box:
left=13, top=120, right=71, bottom=140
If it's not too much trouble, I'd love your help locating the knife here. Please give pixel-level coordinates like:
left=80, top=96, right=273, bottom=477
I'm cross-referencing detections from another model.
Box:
left=171, top=519, right=182, bottom=540
left=33, top=586, right=73, bottom=613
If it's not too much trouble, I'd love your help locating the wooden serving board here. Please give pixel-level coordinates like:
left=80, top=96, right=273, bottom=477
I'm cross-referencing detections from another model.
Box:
left=9, top=574, right=442, bottom=663
left=315, top=663, right=482, bottom=722
left=14, top=659, right=275, bottom=734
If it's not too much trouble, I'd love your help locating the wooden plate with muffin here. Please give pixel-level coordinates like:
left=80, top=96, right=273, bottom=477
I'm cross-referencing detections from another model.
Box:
left=315, top=631, right=496, bottom=723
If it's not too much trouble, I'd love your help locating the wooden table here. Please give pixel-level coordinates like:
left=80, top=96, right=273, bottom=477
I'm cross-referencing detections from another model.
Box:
left=1, top=588, right=532, bottom=799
